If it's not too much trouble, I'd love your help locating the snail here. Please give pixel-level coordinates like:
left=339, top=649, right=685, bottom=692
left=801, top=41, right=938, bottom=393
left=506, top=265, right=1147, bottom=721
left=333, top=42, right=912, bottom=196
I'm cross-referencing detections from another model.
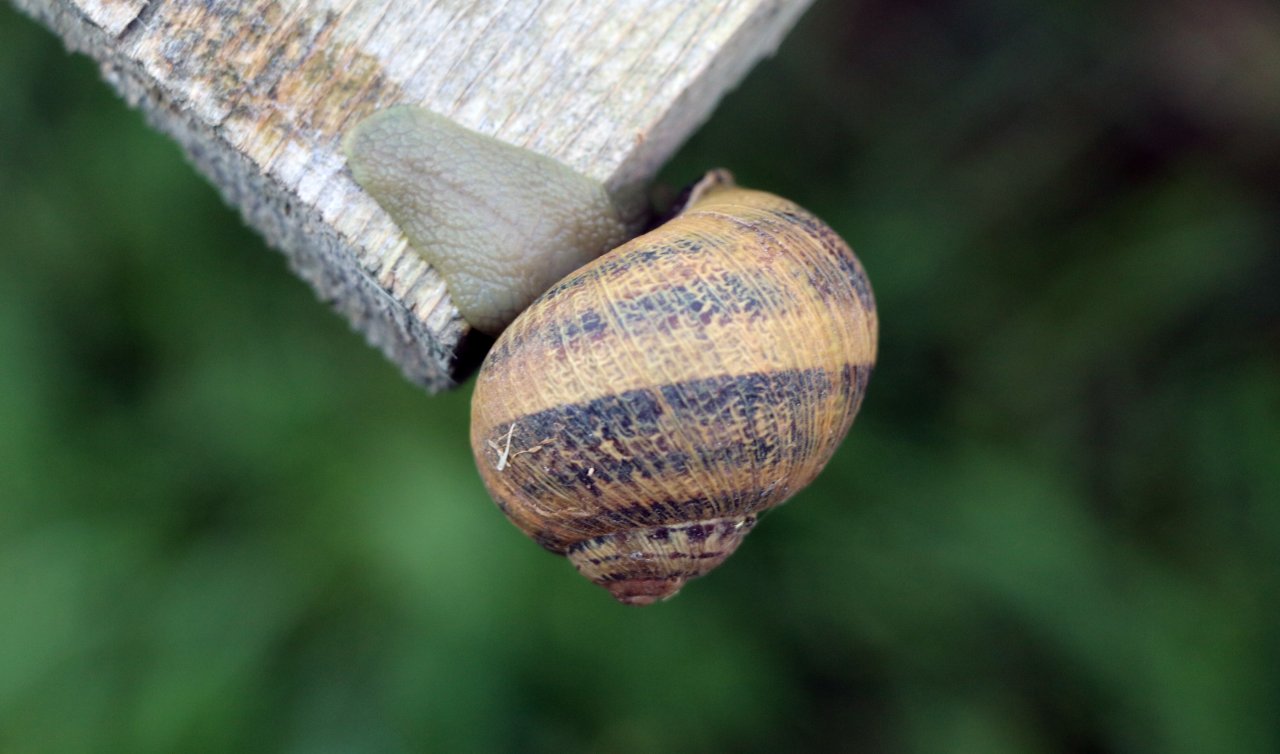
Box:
left=344, top=106, right=877, bottom=605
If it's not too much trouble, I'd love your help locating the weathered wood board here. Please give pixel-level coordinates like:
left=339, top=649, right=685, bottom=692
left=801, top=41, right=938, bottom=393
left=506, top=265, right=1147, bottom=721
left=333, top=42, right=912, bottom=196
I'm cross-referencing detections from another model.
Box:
left=12, top=0, right=813, bottom=390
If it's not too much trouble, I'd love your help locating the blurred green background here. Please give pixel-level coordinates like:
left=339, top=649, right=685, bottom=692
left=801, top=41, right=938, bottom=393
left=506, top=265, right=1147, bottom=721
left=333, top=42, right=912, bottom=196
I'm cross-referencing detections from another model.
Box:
left=2, top=1, right=1279, bottom=752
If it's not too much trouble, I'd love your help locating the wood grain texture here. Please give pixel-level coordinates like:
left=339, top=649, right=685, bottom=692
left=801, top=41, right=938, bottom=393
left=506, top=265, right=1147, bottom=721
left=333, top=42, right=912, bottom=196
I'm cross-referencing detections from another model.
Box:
left=12, top=0, right=814, bottom=391
left=470, top=181, right=878, bottom=604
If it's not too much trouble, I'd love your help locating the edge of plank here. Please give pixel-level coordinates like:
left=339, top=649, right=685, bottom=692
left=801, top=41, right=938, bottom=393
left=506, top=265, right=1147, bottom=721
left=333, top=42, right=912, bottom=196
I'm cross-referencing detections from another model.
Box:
left=13, top=0, right=813, bottom=392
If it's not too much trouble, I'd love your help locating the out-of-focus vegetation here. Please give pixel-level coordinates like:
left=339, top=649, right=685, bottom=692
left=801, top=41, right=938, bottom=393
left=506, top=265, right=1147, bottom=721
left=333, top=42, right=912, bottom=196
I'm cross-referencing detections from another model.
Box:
left=2, top=1, right=1278, bottom=751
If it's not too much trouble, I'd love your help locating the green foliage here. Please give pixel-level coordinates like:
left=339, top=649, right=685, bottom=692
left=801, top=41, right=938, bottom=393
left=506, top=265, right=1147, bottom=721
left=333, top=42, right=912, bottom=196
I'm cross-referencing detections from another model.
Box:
left=2, top=2, right=1277, bottom=752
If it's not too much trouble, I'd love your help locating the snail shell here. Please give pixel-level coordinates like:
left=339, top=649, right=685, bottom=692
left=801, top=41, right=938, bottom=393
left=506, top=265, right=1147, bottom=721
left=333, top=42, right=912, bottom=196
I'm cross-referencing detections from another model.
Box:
left=470, top=171, right=878, bottom=605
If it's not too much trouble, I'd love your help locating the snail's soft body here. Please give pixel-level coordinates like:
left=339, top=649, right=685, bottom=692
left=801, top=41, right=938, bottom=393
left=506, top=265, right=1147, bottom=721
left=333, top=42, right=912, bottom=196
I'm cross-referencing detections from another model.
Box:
left=342, top=106, right=630, bottom=334
left=470, top=174, right=877, bottom=604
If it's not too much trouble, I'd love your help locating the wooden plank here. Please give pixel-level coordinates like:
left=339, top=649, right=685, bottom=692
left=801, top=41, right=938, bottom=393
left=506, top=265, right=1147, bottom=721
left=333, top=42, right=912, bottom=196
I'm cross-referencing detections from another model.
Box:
left=12, top=0, right=813, bottom=391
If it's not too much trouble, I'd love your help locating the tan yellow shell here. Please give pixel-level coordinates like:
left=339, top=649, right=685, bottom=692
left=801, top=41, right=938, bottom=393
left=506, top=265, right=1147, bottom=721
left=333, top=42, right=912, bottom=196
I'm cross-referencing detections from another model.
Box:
left=470, top=173, right=878, bottom=605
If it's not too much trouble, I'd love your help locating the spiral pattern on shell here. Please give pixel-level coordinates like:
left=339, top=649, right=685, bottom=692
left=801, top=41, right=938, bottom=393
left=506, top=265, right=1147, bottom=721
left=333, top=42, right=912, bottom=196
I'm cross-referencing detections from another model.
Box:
left=470, top=173, right=878, bottom=604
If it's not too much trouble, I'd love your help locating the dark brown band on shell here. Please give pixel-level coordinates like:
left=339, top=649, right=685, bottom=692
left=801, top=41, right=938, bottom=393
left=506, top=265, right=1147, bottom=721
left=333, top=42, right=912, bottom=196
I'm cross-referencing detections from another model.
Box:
left=476, top=364, right=872, bottom=552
